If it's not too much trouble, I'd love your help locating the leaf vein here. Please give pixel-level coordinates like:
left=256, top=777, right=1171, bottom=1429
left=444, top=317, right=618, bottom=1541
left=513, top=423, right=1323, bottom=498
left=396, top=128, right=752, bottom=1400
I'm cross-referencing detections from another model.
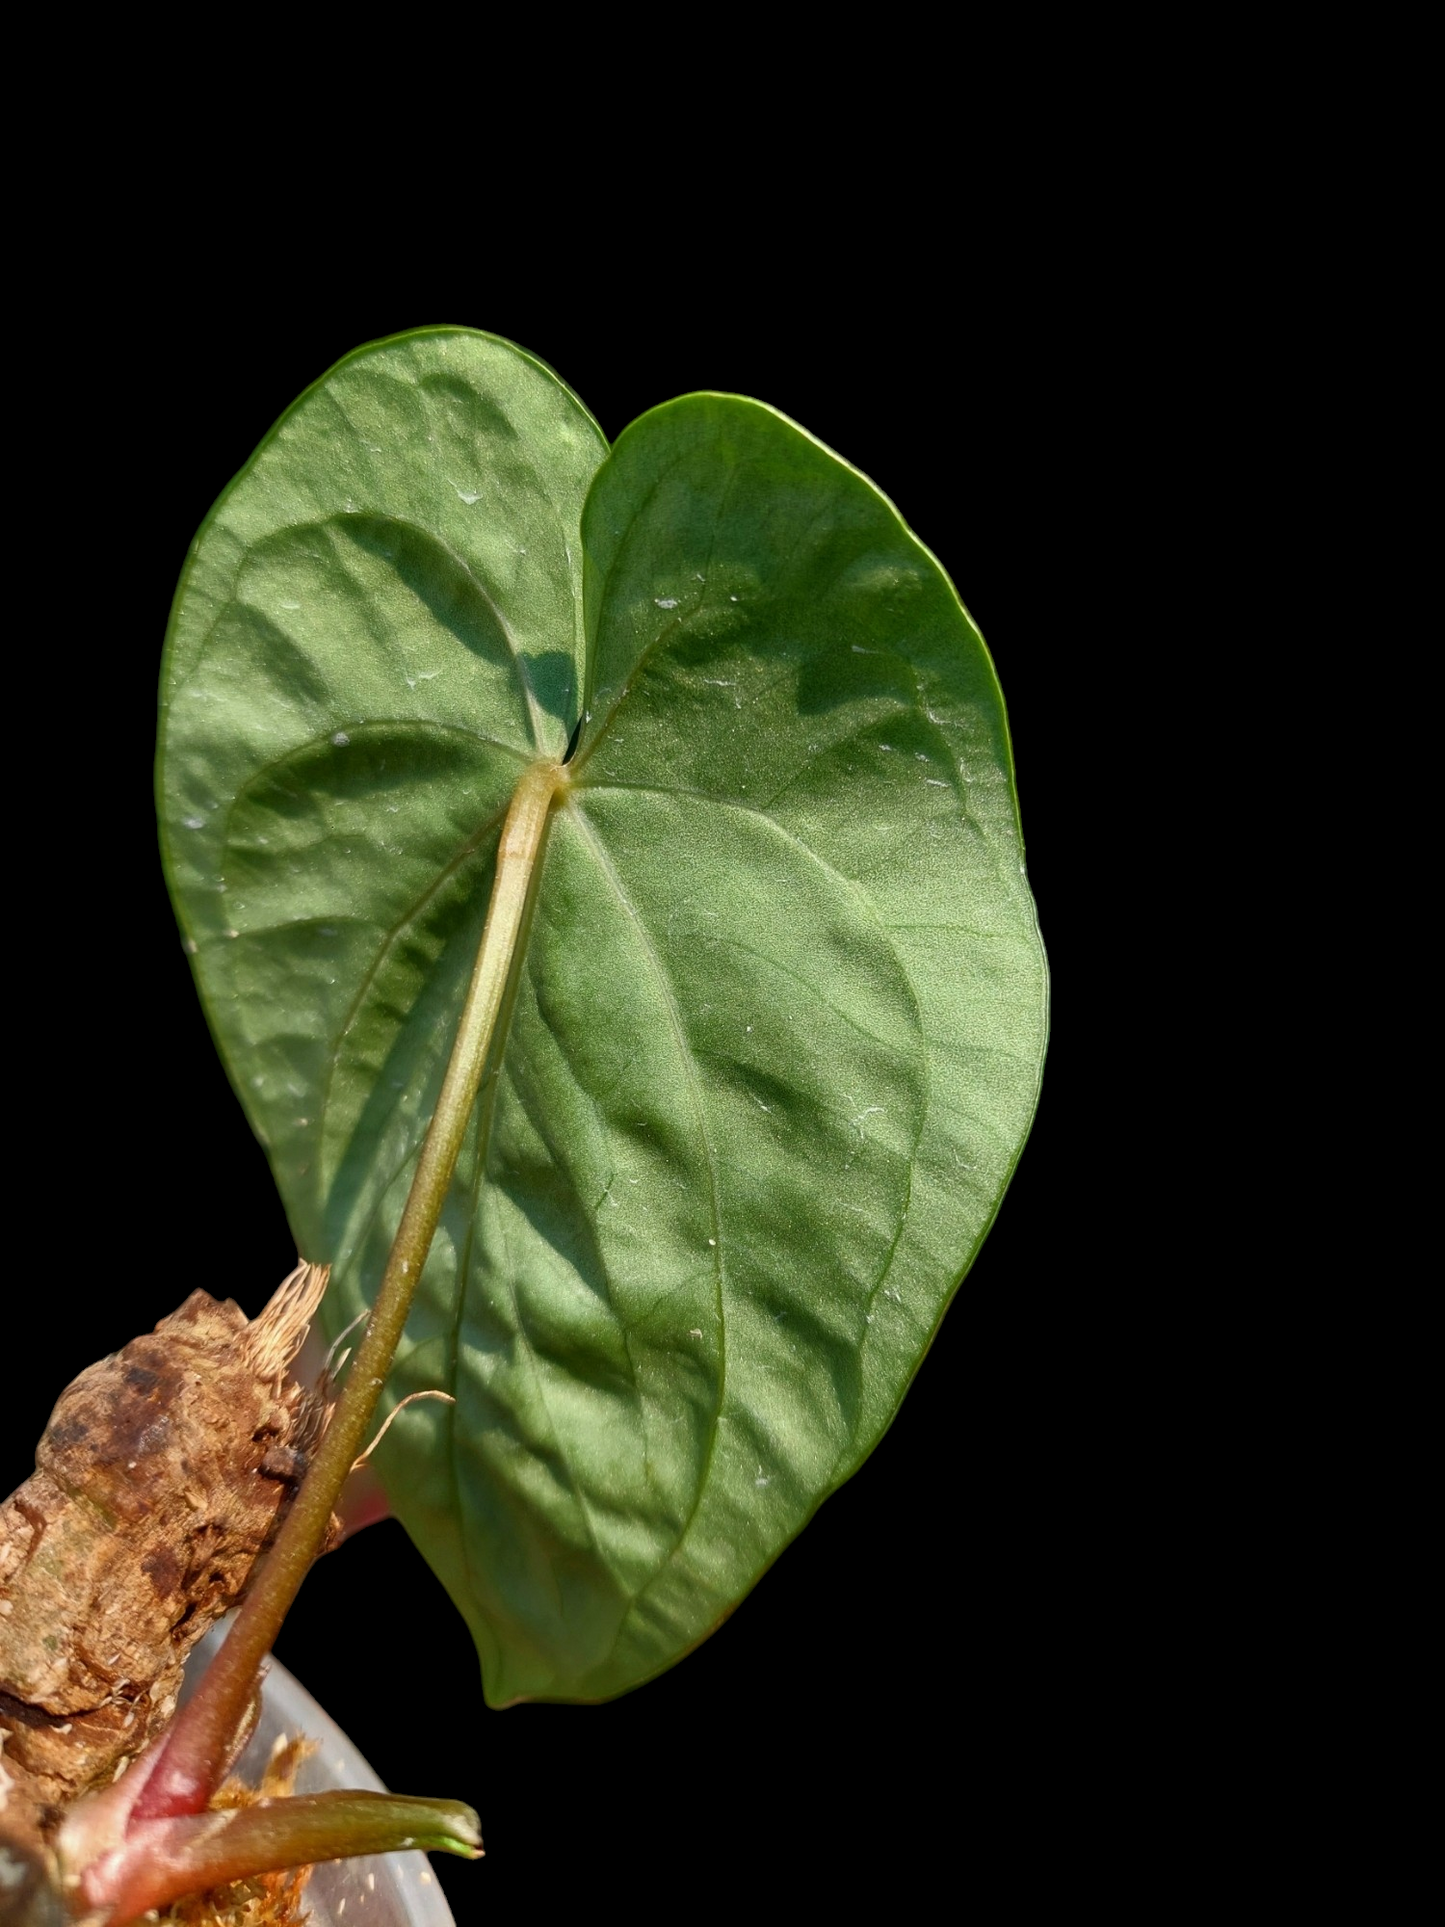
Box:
left=566, top=801, right=727, bottom=1609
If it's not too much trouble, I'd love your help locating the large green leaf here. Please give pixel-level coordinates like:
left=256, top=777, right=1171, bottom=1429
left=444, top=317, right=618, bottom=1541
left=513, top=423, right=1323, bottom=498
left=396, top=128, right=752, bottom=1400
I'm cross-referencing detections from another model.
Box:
left=159, top=329, right=1047, bottom=1704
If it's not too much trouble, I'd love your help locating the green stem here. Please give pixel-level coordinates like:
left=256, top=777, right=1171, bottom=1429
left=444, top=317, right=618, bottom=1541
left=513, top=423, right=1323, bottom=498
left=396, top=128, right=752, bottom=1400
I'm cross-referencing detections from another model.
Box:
left=84, top=1792, right=481, bottom=1920
left=134, top=757, right=567, bottom=1820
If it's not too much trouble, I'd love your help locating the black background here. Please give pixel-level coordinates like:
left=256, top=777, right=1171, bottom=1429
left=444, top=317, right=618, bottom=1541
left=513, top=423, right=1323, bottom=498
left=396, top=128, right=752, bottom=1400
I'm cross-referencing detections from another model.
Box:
left=7, top=290, right=1133, bottom=1911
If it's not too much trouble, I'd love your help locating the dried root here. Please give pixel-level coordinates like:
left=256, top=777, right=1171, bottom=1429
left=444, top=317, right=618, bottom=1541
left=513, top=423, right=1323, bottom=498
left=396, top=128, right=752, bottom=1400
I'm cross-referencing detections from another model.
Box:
left=0, top=1264, right=331, bottom=1864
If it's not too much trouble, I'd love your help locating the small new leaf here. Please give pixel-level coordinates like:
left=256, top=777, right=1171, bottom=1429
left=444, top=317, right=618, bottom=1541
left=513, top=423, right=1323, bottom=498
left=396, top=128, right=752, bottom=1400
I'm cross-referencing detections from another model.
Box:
left=81, top=1790, right=481, bottom=1922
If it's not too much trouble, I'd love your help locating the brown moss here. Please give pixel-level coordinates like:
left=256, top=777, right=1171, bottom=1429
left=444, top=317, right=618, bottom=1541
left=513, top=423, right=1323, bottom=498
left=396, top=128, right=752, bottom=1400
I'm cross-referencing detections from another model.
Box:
left=155, top=1737, right=317, bottom=1927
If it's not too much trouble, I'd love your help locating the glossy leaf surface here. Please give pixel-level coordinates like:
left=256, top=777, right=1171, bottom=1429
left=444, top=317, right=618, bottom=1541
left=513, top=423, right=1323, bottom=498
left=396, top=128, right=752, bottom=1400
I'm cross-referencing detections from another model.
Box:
left=160, top=330, right=1047, bottom=1703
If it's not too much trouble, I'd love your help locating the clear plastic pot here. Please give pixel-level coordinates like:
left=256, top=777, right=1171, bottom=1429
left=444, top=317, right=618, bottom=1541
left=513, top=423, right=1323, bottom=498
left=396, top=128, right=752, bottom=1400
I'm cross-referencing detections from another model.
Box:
left=183, top=1626, right=456, bottom=1926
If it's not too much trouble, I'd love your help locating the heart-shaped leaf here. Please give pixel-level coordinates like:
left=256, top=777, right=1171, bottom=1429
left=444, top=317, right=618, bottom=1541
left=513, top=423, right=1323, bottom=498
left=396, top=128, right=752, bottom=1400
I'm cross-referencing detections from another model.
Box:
left=160, top=330, right=1047, bottom=1704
